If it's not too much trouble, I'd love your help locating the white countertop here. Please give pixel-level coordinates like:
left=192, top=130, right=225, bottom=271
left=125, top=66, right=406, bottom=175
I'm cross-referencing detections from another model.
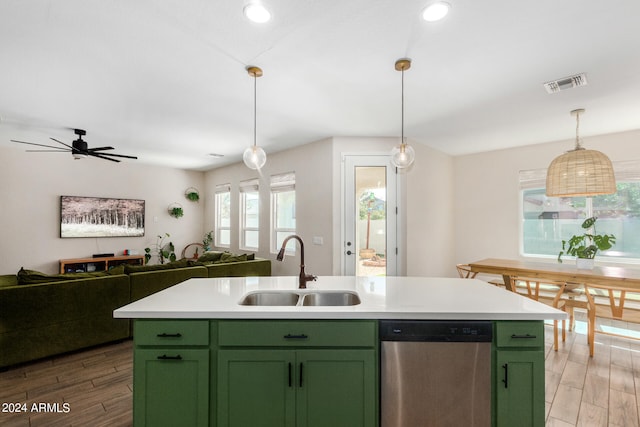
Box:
left=113, top=276, right=566, bottom=320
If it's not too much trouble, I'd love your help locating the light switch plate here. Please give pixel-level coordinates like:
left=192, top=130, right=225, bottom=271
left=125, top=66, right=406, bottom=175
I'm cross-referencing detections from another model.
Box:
left=312, top=236, right=323, bottom=245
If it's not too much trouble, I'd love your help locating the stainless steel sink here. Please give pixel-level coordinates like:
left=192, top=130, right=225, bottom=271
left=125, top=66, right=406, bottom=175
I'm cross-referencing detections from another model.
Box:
left=301, top=291, right=361, bottom=306
left=239, top=291, right=300, bottom=306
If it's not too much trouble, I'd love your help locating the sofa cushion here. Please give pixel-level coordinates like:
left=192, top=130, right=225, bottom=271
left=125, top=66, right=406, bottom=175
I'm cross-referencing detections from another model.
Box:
left=215, top=253, right=248, bottom=263
left=16, top=268, right=109, bottom=285
left=124, top=258, right=193, bottom=274
left=197, top=251, right=225, bottom=263
left=0, top=275, right=18, bottom=288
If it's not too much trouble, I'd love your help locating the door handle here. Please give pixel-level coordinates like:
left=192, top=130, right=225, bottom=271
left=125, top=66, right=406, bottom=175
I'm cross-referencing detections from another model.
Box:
left=511, top=334, right=537, bottom=339
left=157, top=354, right=182, bottom=360
left=502, top=363, right=508, bottom=388
left=288, top=363, right=292, bottom=387
left=346, top=250, right=352, bottom=255
left=299, top=363, right=303, bottom=387
left=156, top=333, right=182, bottom=338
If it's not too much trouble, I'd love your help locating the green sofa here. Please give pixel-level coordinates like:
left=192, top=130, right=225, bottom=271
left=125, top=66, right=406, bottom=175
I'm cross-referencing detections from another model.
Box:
left=0, top=256, right=270, bottom=369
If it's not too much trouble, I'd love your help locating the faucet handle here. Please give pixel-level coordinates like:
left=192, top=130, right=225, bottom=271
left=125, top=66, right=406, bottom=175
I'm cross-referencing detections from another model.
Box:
left=306, top=274, right=317, bottom=282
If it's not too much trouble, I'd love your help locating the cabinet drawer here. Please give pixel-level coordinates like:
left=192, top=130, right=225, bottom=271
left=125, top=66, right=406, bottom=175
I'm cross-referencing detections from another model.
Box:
left=495, top=321, right=544, bottom=348
left=135, top=320, right=209, bottom=346
left=218, top=320, right=376, bottom=347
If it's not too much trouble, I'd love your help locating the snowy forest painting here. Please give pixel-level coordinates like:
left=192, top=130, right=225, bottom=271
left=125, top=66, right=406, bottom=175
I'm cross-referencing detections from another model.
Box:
left=60, top=196, right=145, bottom=238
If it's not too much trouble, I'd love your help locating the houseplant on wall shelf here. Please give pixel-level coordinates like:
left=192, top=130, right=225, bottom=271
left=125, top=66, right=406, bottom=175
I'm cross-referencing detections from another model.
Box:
left=144, top=233, right=177, bottom=264
left=168, top=202, right=184, bottom=218
left=185, top=187, right=200, bottom=202
left=558, top=216, right=616, bottom=269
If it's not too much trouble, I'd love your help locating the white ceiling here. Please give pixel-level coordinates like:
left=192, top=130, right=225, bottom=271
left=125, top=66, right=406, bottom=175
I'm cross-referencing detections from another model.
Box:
left=1, top=0, right=640, bottom=171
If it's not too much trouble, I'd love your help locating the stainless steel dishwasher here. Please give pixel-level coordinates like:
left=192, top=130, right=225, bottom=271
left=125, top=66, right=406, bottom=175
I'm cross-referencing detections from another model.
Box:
left=380, top=320, right=493, bottom=427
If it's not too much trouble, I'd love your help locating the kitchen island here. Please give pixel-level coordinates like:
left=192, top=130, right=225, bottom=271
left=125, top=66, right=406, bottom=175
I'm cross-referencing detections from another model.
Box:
left=114, top=276, right=566, bottom=427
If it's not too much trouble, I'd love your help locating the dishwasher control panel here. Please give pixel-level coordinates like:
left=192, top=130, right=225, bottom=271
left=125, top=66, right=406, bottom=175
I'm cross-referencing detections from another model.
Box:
left=379, top=320, right=493, bottom=342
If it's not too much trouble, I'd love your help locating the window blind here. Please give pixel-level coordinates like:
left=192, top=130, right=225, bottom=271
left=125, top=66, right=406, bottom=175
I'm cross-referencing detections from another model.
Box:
left=270, top=172, right=295, bottom=193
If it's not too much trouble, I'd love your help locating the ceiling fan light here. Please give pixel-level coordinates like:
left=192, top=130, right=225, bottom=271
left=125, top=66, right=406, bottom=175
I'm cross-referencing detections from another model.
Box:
left=243, top=3, right=271, bottom=23
left=243, top=145, right=267, bottom=170
left=422, top=2, right=450, bottom=22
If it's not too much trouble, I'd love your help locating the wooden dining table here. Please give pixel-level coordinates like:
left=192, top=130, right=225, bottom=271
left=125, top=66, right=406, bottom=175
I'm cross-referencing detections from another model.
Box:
left=468, top=258, right=640, bottom=291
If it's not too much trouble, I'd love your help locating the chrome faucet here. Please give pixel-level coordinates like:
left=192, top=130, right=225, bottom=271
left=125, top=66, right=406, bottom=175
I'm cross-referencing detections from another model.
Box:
left=276, top=234, right=317, bottom=289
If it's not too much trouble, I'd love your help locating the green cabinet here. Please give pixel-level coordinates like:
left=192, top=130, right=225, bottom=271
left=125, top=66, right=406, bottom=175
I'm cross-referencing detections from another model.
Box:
left=217, top=320, right=377, bottom=427
left=133, top=320, right=210, bottom=427
left=494, top=321, right=545, bottom=427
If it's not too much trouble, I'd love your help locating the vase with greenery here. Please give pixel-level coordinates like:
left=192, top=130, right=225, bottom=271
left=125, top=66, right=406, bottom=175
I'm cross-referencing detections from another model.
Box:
left=145, top=233, right=177, bottom=264
left=203, top=230, right=214, bottom=251
left=557, top=217, right=616, bottom=267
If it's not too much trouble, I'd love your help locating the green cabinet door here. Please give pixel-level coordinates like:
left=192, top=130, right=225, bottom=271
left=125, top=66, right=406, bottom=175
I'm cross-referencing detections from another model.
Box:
left=217, top=349, right=296, bottom=427
left=133, top=348, right=209, bottom=427
left=296, top=349, right=376, bottom=427
left=495, top=349, right=544, bottom=427
left=218, top=348, right=377, bottom=427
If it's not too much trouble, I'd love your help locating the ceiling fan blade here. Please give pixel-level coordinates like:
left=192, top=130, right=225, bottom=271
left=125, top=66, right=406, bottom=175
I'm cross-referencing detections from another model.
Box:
left=88, top=146, right=115, bottom=151
left=10, top=139, right=69, bottom=150
left=95, top=152, right=138, bottom=160
left=50, top=137, right=74, bottom=150
left=26, top=149, right=71, bottom=153
left=88, top=152, right=120, bottom=162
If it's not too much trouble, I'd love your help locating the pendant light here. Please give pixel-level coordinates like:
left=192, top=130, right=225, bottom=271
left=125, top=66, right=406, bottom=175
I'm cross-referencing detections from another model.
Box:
left=391, top=58, right=415, bottom=169
left=243, top=65, right=267, bottom=170
left=545, top=108, right=616, bottom=197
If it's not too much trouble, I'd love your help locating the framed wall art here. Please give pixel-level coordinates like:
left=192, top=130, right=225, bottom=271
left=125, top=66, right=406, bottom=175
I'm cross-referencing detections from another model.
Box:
left=60, top=196, right=145, bottom=238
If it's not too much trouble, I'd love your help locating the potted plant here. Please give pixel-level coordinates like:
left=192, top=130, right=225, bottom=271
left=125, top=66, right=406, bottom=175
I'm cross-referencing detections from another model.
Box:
left=203, top=230, right=214, bottom=251
left=144, top=233, right=177, bottom=264
left=168, top=203, right=184, bottom=218
left=185, top=187, right=200, bottom=202
left=558, top=216, right=616, bottom=269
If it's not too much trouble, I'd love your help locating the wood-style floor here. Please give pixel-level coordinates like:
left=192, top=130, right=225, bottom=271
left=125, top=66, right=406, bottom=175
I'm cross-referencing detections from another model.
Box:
left=1, top=318, right=640, bottom=427
left=0, top=340, right=133, bottom=427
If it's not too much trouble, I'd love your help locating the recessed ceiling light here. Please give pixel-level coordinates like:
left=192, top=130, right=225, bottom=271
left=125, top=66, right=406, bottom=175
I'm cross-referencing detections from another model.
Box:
left=243, top=3, right=271, bottom=23
left=422, top=2, right=450, bottom=22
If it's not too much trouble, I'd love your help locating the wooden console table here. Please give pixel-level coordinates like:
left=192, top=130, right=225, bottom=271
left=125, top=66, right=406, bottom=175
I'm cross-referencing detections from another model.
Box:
left=469, top=258, right=640, bottom=291
left=60, top=255, right=144, bottom=274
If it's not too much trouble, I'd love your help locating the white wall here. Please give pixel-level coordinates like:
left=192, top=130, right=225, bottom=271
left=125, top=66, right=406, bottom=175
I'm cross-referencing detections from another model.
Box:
left=204, top=138, right=334, bottom=277
left=0, top=146, right=204, bottom=275
left=331, top=137, right=456, bottom=277
left=452, top=129, right=640, bottom=267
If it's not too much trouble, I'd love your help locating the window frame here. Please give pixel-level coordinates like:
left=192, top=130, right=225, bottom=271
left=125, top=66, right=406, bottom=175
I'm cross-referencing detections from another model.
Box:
left=270, top=172, right=296, bottom=255
left=519, top=161, right=640, bottom=264
left=239, top=179, right=260, bottom=251
left=215, top=184, right=231, bottom=248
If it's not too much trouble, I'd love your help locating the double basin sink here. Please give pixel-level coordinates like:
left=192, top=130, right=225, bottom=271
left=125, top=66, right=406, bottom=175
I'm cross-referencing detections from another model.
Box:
left=240, top=290, right=361, bottom=307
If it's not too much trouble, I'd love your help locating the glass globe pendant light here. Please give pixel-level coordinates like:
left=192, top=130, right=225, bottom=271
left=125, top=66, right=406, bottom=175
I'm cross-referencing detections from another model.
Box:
left=243, top=65, right=267, bottom=170
left=391, top=58, right=415, bottom=169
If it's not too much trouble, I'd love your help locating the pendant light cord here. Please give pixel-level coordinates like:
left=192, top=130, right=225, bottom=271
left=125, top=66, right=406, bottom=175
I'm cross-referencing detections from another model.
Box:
left=253, top=73, right=257, bottom=149
left=401, top=67, right=405, bottom=145
left=575, top=110, right=582, bottom=150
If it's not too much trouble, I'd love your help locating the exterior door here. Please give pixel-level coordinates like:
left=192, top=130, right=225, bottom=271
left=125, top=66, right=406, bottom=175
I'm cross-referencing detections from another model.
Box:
left=343, top=155, right=397, bottom=276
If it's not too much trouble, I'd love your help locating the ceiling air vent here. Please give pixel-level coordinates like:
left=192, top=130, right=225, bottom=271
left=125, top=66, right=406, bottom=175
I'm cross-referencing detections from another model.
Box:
left=543, top=73, right=588, bottom=94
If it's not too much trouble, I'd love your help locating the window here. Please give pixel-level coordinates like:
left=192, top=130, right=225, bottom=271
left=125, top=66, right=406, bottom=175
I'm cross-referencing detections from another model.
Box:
left=215, top=183, right=231, bottom=248
left=520, top=161, right=640, bottom=261
left=240, top=178, right=260, bottom=250
left=271, top=172, right=296, bottom=253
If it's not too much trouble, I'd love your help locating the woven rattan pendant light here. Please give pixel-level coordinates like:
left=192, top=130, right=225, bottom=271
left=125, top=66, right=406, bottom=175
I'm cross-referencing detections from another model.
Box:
left=545, top=109, right=616, bottom=197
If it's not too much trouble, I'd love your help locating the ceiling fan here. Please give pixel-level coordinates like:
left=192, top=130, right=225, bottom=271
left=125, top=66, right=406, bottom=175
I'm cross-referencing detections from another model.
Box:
left=10, top=128, right=137, bottom=162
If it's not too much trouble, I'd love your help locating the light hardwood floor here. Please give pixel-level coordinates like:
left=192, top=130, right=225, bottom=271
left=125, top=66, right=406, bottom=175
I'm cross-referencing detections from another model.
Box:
left=2, top=319, right=640, bottom=427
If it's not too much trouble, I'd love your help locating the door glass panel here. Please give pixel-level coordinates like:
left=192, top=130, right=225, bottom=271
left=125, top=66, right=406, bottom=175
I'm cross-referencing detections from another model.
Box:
left=355, top=166, right=387, bottom=276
